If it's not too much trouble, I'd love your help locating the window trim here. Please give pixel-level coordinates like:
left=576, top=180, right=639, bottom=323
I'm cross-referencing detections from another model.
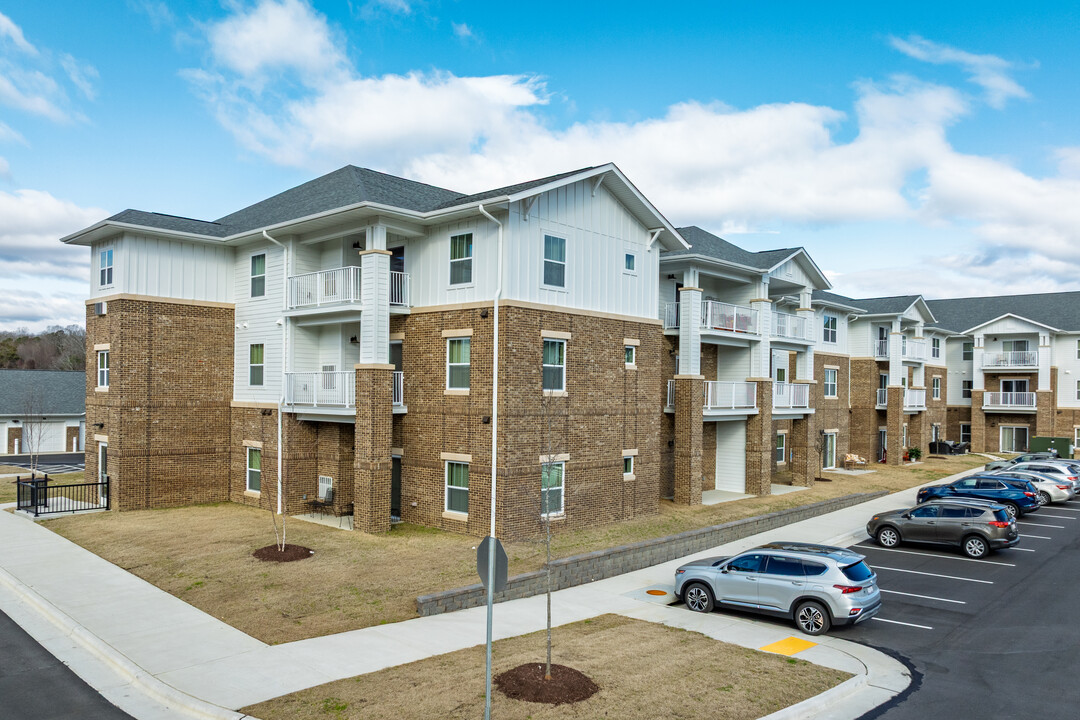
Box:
left=246, top=447, right=261, bottom=493
left=932, top=376, right=941, bottom=400
left=823, top=368, right=838, bottom=398
left=249, top=344, right=265, bottom=387
left=542, top=234, right=567, bottom=289
left=96, top=350, right=109, bottom=388
left=822, top=314, right=838, bottom=343
left=542, top=338, right=566, bottom=393
left=446, top=337, right=471, bottom=391
left=961, top=380, right=973, bottom=399
left=250, top=252, right=266, bottom=298
left=931, top=337, right=941, bottom=359
left=444, top=461, right=469, bottom=515
left=1075, top=379, right=1080, bottom=402
left=623, top=455, right=634, bottom=476
left=775, top=432, right=787, bottom=465
left=962, top=342, right=974, bottom=361
left=541, top=460, right=565, bottom=517
left=449, top=232, right=474, bottom=287
left=623, top=252, right=637, bottom=275
left=624, top=345, right=636, bottom=366
left=99, top=247, right=114, bottom=288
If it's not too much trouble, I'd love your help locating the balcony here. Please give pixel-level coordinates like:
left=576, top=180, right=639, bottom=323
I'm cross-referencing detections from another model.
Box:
left=772, top=311, right=813, bottom=342
left=902, top=339, right=927, bottom=362
left=773, top=382, right=810, bottom=410
left=904, top=388, right=926, bottom=411
left=876, top=388, right=887, bottom=407
left=983, top=391, right=1037, bottom=412
left=392, top=370, right=404, bottom=408
left=284, top=370, right=405, bottom=414
left=286, top=267, right=410, bottom=312
left=874, top=339, right=889, bottom=358
left=662, top=301, right=759, bottom=337
left=982, top=351, right=1038, bottom=369
left=664, top=380, right=758, bottom=413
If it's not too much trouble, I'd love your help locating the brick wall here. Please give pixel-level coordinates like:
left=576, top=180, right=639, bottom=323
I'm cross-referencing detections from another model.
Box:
left=849, top=358, right=885, bottom=460
left=815, top=352, right=851, bottom=467
left=85, top=298, right=234, bottom=511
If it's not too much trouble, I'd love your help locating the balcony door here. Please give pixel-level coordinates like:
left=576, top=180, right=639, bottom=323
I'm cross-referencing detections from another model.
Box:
left=822, top=433, right=837, bottom=469
left=1001, top=378, right=1028, bottom=394
left=1000, top=426, right=1029, bottom=453
left=390, top=247, right=405, bottom=273
left=1002, top=340, right=1029, bottom=353
left=878, top=429, right=887, bottom=462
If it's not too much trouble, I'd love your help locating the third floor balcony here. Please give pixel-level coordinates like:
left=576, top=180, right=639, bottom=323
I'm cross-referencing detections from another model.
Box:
left=773, top=382, right=810, bottom=410
left=286, top=266, right=410, bottom=312
left=771, top=311, right=814, bottom=342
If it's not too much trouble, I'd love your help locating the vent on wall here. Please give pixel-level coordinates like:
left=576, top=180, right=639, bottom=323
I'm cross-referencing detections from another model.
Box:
left=93, top=302, right=107, bottom=316
left=318, top=475, right=334, bottom=501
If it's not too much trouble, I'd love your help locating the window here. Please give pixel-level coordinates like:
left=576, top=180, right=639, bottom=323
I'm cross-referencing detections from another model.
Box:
left=932, top=337, right=941, bottom=359
left=96, top=351, right=109, bottom=388
left=1075, top=427, right=1080, bottom=450
left=932, top=376, right=941, bottom=399
left=1003, top=339, right=1029, bottom=352
left=445, top=461, right=469, bottom=514
left=249, top=344, right=264, bottom=386
left=542, top=339, right=566, bottom=391
left=543, top=234, right=566, bottom=287
left=250, top=254, right=266, bottom=297
left=910, top=505, right=938, bottom=519
left=775, top=433, right=786, bottom=464
left=541, top=461, right=564, bottom=516
left=960, top=423, right=971, bottom=444
left=99, top=247, right=113, bottom=287
left=775, top=367, right=786, bottom=383
left=246, top=448, right=261, bottom=492
left=624, top=345, right=636, bottom=365
left=449, top=233, right=473, bottom=285
left=727, top=553, right=764, bottom=573
left=623, top=456, right=634, bottom=476
left=446, top=338, right=471, bottom=390
left=802, top=561, right=828, bottom=577
left=962, top=342, right=973, bottom=361
left=763, top=555, right=804, bottom=577
left=962, top=380, right=973, bottom=399
left=823, top=315, right=837, bottom=343
left=823, top=368, right=838, bottom=398
left=1076, top=338, right=1080, bottom=360
left=624, top=253, right=636, bottom=273
left=1075, top=379, right=1080, bottom=401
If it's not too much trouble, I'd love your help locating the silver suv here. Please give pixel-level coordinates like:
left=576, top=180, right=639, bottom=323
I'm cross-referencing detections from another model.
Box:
left=673, top=542, right=881, bottom=636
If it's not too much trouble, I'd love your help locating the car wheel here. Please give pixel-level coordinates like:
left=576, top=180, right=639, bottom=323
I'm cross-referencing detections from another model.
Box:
left=962, top=535, right=990, bottom=559
left=683, top=583, right=714, bottom=613
left=876, top=526, right=901, bottom=548
left=1039, top=491, right=1051, bottom=505
left=794, top=600, right=831, bottom=636
left=1002, top=502, right=1019, bottom=519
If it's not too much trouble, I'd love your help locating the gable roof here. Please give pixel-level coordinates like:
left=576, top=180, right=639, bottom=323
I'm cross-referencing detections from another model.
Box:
left=926, top=291, right=1080, bottom=334
left=812, top=291, right=935, bottom=323
left=0, top=370, right=86, bottom=416
left=664, top=226, right=801, bottom=269
left=811, top=290, right=867, bottom=313
left=430, top=167, right=593, bottom=210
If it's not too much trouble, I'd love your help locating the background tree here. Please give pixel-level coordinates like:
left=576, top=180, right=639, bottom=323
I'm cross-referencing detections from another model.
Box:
left=19, top=386, right=45, bottom=473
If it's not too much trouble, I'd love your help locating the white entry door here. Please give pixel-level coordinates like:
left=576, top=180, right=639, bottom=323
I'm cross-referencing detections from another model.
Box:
left=98, top=442, right=109, bottom=507
left=823, top=433, right=837, bottom=469
left=714, top=422, right=747, bottom=492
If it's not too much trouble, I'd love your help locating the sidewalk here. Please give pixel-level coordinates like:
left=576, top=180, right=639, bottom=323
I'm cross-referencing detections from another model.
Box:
left=0, top=467, right=982, bottom=720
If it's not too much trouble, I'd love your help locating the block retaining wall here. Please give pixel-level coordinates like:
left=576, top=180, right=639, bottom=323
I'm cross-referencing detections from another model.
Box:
left=416, top=490, right=888, bottom=616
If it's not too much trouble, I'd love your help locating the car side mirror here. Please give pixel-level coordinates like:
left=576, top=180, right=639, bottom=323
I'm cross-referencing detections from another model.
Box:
left=720, top=566, right=730, bottom=574
left=902, top=512, right=911, bottom=519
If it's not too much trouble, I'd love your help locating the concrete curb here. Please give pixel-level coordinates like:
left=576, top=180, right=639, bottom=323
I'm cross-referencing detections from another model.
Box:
left=761, top=674, right=869, bottom=720
left=0, top=563, right=257, bottom=720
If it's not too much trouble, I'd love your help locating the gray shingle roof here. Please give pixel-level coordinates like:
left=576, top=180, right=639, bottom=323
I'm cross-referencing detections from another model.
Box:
left=811, top=291, right=924, bottom=316
left=0, top=370, right=85, bottom=416
left=926, top=291, right=1080, bottom=333
left=663, top=226, right=800, bottom=269
left=430, top=167, right=595, bottom=209
left=107, top=210, right=229, bottom=237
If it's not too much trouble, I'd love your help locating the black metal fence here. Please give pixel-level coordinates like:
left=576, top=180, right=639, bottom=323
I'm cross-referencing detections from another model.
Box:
left=15, top=474, right=110, bottom=517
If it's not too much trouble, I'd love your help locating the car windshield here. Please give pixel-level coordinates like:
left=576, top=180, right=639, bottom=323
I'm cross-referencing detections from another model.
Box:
left=841, top=561, right=873, bottom=582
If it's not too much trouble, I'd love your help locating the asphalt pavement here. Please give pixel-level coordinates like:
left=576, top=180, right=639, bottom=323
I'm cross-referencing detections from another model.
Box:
left=2, top=451, right=85, bottom=474
left=0, top=607, right=133, bottom=720
left=841, top=499, right=1080, bottom=718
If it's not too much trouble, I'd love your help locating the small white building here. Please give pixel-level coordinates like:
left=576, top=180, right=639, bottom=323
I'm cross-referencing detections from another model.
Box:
left=0, top=370, right=86, bottom=455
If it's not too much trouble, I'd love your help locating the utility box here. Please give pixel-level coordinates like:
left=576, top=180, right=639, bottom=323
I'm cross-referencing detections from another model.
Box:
left=1030, top=436, right=1072, bottom=456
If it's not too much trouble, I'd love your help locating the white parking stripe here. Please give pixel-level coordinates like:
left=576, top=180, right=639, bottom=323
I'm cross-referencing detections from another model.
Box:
left=855, top=545, right=1015, bottom=567
left=1017, top=521, right=1065, bottom=528
left=1020, top=534, right=1052, bottom=539
left=879, top=589, right=966, bottom=604
left=874, top=566, right=993, bottom=584
left=1010, top=548, right=1036, bottom=552
left=1034, top=514, right=1076, bottom=520
left=874, top=617, right=933, bottom=630
left=1046, top=506, right=1080, bottom=512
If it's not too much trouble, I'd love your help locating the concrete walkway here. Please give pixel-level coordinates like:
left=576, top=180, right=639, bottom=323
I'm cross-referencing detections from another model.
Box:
left=0, top=467, right=985, bottom=720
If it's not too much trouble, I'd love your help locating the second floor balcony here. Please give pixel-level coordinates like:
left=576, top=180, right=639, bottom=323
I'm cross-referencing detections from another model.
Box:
left=983, top=391, right=1037, bottom=411
left=287, top=267, right=410, bottom=311
left=903, top=339, right=927, bottom=362
left=772, top=311, right=813, bottom=342
left=662, top=301, right=759, bottom=337
left=665, top=379, right=758, bottom=414
left=284, top=370, right=405, bottom=414
left=904, top=388, right=926, bottom=411
left=982, top=351, right=1038, bottom=369
left=773, top=382, right=810, bottom=410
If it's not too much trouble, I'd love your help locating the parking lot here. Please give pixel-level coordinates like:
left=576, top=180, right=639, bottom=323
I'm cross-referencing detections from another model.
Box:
left=842, top=498, right=1080, bottom=717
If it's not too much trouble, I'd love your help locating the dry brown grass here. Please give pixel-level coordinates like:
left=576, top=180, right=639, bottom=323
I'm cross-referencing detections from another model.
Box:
left=41, top=455, right=983, bottom=643
left=0, top=471, right=84, bottom=504
left=243, top=614, right=850, bottom=720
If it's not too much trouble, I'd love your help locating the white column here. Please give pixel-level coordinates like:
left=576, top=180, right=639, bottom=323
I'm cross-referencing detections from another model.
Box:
left=678, top=286, right=702, bottom=376
left=358, top=224, right=391, bottom=365
left=972, top=333, right=985, bottom=390
left=888, top=319, right=904, bottom=386
left=796, top=289, right=814, bottom=379
left=1038, top=332, right=1051, bottom=391
left=750, top=276, right=771, bottom=379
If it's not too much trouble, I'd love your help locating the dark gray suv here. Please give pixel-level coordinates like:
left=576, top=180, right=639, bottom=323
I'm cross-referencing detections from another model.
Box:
left=867, top=498, right=1019, bottom=558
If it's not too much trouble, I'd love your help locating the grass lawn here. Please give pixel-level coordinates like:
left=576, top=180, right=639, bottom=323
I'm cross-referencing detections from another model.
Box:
left=0, top=471, right=84, bottom=504
left=43, top=454, right=984, bottom=644
left=242, top=614, right=850, bottom=720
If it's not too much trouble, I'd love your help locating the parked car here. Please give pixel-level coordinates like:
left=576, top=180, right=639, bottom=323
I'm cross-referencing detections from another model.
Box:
left=991, top=469, right=1076, bottom=504
left=917, top=475, right=1041, bottom=518
left=984, top=451, right=1059, bottom=472
left=673, top=542, right=881, bottom=636
left=867, top=498, right=1019, bottom=558
left=1008, top=461, right=1080, bottom=493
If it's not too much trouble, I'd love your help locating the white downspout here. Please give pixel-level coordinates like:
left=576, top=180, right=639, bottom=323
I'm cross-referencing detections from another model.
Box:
left=263, top=229, right=287, bottom=515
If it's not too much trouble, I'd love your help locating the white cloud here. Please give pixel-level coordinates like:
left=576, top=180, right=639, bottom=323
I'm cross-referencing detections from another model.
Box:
left=356, top=0, right=412, bottom=17
left=127, top=0, right=174, bottom=29
left=0, top=11, right=37, bottom=55
left=891, top=35, right=1029, bottom=109
left=0, top=65, right=71, bottom=122
left=452, top=22, right=473, bottom=40
left=60, top=53, right=99, bottom=100
left=0, top=12, right=95, bottom=123
left=0, top=189, right=104, bottom=281
left=0, top=119, right=25, bottom=143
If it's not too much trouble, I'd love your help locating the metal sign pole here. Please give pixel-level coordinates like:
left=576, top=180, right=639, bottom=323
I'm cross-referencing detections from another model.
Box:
left=484, top=537, right=495, bottom=720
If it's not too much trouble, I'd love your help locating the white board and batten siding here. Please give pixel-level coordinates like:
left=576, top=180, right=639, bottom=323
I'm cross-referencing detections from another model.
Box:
left=714, top=422, right=747, bottom=493
left=1054, top=334, right=1080, bottom=408
left=945, top=337, right=972, bottom=406
left=233, top=241, right=285, bottom=404
left=89, top=234, right=231, bottom=302
left=398, top=217, right=499, bottom=308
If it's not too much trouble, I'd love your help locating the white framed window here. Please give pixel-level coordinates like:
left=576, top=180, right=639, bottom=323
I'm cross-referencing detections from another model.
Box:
left=962, top=342, right=973, bottom=361
left=446, top=338, right=471, bottom=390
left=823, top=432, right=837, bottom=469
left=960, top=423, right=971, bottom=444
left=1076, top=338, right=1080, bottom=360
left=249, top=344, right=264, bottom=386
left=1075, top=379, right=1080, bottom=401
left=1074, top=427, right=1080, bottom=450
left=962, top=380, right=973, bottom=399
left=97, top=350, right=109, bottom=388
left=775, top=433, right=786, bottom=464
left=543, top=234, right=566, bottom=288
left=624, top=345, right=636, bottom=366
left=445, top=461, right=469, bottom=514
left=932, top=376, right=941, bottom=399
left=624, top=253, right=636, bottom=274
left=623, top=456, right=634, bottom=476
left=931, top=337, right=941, bottom=359
left=449, top=233, right=473, bottom=285
left=823, top=368, right=838, bottom=398
left=541, top=461, right=564, bottom=516
left=822, top=314, right=837, bottom=343
left=247, top=448, right=261, bottom=492
left=250, top=253, right=266, bottom=297
left=543, top=339, right=566, bottom=391
left=99, top=247, right=114, bottom=287
left=902, top=424, right=908, bottom=448
left=932, top=424, right=940, bottom=442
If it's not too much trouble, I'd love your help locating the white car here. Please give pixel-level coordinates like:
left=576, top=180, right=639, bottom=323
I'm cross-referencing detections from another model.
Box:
left=991, top=469, right=1076, bottom=504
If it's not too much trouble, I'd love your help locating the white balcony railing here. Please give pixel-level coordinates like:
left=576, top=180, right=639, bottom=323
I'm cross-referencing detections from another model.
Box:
left=389, top=271, right=410, bottom=307
left=982, top=351, right=1038, bottom=368
left=984, top=392, right=1036, bottom=409
left=392, top=370, right=404, bottom=407
left=874, top=339, right=889, bottom=358
left=904, top=388, right=926, bottom=410
left=285, top=371, right=356, bottom=408
left=663, top=302, right=680, bottom=329
left=705, top=381, right=758, bottom=410
left=876, top=388, right=887, bottom=406
left=288, top=266, right=361, bottom=309
left=903, top=339, right=927, bottom=362
left=667, top=379, right=676, bottom=407
left=773, top=382, right=810, bottom=409
left=772, top=312, right=813, bottom=341
left=701, top=301, right=759, bottom=335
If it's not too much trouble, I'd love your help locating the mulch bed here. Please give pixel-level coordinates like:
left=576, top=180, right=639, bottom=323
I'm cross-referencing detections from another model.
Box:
left=253, top=544, right=314, bottom=562
left=495, top=663, right=599, bottom=705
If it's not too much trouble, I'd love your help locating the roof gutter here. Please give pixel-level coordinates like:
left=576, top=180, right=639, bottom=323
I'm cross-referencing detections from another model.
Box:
left=262, top=230, right=287, bottom=517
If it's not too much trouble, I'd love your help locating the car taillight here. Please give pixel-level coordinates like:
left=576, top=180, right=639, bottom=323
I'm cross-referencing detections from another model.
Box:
left=988, top=520, right=1010, bottom=528
left=1069, top=477, right=1078, bottom=481
left=833, top=584, right=862, bottom=594
left=1058, top=485, right=1071, bottom=490
left=1024, top=492, right=1036, bottom=497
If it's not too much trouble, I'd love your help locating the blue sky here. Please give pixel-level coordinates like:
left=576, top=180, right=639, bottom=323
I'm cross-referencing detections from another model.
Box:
left=2, top=1, right=1079, bottom=330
